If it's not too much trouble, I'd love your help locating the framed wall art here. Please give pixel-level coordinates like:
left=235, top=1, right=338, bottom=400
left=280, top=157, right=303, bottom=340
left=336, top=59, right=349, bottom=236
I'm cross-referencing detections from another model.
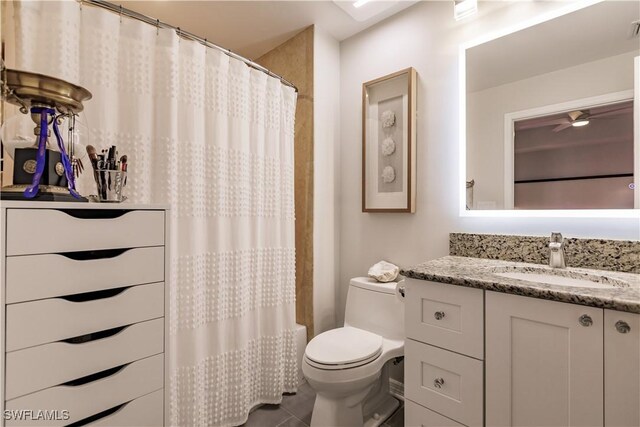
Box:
left=362, top=67, right=417, bottom=212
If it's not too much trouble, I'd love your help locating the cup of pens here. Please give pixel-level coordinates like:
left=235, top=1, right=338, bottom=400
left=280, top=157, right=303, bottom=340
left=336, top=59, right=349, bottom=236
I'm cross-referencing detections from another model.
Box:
left=86, top=145, right=128, bottom=202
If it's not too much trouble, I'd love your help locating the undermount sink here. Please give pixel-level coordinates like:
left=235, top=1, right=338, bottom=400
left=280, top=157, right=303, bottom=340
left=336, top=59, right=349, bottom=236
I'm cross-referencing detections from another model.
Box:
left=490, top=267, right=629, bottom=289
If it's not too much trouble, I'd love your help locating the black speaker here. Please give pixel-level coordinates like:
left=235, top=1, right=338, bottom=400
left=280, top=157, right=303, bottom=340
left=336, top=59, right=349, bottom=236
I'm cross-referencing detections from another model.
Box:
left=13, top=147, right=68, bottom=187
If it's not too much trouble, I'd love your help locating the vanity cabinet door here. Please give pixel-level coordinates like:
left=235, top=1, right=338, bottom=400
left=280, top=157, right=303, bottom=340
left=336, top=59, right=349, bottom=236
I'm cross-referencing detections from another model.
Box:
left=604, top=310, right=639, bottom=427
left=486, top=291, right=603, bottom=427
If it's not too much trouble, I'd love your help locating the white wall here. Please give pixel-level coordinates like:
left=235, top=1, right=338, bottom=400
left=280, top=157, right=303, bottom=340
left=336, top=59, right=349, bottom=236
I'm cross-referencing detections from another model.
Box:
left=467, top=51, right=636, bottom=208
left=313, top=26, right=341, bottom=335
left=338, top=0, right=640, bottom=330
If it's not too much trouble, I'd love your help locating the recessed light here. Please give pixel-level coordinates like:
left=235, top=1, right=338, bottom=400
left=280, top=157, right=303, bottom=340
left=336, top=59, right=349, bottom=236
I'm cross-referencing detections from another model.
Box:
left=333, top=0, right=419, bottom=22
left=454, top=0, right=478, bottom=21
left=353, top=0, right=372, bottom=8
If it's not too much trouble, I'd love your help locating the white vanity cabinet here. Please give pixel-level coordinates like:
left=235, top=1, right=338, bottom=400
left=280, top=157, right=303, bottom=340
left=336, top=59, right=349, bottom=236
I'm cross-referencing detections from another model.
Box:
left=404, top=279, right=483, bottom=427
left=0, top=202, right=169, bottom=427
left=604, top=310, right=640, bottom=427
left=405, top=279, right=640, bottom=427
left=485, top=291, right=604, bottom=426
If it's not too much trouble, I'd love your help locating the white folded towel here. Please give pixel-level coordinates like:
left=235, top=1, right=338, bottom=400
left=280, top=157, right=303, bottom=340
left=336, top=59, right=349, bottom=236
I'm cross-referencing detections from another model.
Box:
left=368, top=260, right=400, bottom=283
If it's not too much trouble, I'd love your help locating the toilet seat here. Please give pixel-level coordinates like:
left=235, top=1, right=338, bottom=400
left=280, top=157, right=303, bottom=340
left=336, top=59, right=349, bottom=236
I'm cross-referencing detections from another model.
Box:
left=305, top=327, right=383, bottom=370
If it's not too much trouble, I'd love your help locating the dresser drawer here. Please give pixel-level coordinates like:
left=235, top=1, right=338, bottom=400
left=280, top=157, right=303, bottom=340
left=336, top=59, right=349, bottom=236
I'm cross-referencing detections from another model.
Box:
left=405, top=399, right=464, bottom=427
left=6, top=318, right=164, bottom=399
left=405, top=278, right=484, bottom=359
left=6, top=209, right=164, bottom=256
left=7, top=282, right=164, bottom=351
left=90, top=389, right=164, bottom=427
left=6, top=246, right=164, bottom=303
left=405, top=339, right=483, bottom=427
left=5, top=354, right=164, bottom=426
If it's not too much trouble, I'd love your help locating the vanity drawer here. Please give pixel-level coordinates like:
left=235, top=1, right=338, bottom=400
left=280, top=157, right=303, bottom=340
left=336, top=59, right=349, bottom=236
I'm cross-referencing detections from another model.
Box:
left=6, top=282, right=164, bottom=351
left=90, top=389, right=164, bottom=427
left=405, top=399, right=464, bottom=427
left=405, top=339, right=483, bottom=427
left=6, top=246, right=164, bottom=303
left=5, top=354, right=164, bottom=426
left=405, top=278, right=484, bottom=359
left=6, top=318, right=164, bottom=400
left=6, top=208, right=165, bottom=255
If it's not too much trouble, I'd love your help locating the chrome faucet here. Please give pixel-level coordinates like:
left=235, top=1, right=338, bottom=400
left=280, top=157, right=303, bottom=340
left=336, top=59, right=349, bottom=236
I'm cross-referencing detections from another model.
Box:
left=549, top=232, right=566, bottom=268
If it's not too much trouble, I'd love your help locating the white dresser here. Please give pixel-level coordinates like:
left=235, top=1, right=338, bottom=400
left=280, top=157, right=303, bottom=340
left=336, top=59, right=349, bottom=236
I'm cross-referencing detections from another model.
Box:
left=0, top=201, right=169, bottom=427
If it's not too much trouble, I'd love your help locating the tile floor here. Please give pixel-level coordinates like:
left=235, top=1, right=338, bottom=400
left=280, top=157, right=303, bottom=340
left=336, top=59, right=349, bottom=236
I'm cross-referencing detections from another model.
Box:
left=241, top=382, right=404, bottom=427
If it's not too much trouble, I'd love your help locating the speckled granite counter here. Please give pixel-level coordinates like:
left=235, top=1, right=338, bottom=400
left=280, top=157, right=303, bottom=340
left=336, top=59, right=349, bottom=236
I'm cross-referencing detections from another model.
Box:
left=450, top=233, right=639, bottom=273
left=401, top=256, right=640, bottom=313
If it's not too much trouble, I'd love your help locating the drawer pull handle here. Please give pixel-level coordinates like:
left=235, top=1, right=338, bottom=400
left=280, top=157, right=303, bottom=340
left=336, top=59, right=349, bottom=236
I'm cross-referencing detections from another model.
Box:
left=62, top=325, right=129, bottom=344
left=62, top=363, right=128, bottom=386
left=579, top=314, right=593, bottom=327
left=59, top=248, right=132, bottom=261
left=615, top=321, right=631, bottom=334
left=67, top=401, right=129, bottom=427
left=434, top=377, right=445, bottom=389
left=59, top=209, right=131, bottom=219
left=434, top=311, right=446, bottom=320
left=60, top=286, right=129, bottom=302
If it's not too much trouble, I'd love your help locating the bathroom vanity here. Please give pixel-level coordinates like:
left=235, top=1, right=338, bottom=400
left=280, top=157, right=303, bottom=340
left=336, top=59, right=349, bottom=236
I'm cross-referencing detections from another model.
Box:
left=402, top=252, right=639, bottom=427
left=0, top=202, right=169, bottom=426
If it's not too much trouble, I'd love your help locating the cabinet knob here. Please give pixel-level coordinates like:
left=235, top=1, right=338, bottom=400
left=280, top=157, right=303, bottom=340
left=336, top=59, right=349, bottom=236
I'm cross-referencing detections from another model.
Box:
left=434, top=311, right=446, bottom=320
left=434, top=377, right=445, bottom=389
left=615, top=320, right=631, bottom=334
left=578, top=314, right=593, bottom=327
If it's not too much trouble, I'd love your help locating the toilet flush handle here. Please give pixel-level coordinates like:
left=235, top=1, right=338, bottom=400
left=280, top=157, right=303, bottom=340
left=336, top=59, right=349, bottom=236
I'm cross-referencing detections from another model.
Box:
left=395, top=279, right=406, bottom=303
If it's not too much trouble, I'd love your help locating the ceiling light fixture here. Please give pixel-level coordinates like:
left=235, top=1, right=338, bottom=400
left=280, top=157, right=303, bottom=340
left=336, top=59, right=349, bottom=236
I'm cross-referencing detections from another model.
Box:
left=353, top=0, right=372, bottom=8
left=454, top=0, right=478, bottom=21
left=571, top=112, right=590, bottom=127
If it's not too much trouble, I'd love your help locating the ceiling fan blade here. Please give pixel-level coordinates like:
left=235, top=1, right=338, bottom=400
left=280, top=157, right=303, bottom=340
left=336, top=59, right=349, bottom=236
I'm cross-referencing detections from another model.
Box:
left=553, top=123, right=573, bottom=132
left=590, top=106, right=633, bottom=119
left=516, top=118, right=570, bottom=131
left=567, top=111, right=584, bottom=121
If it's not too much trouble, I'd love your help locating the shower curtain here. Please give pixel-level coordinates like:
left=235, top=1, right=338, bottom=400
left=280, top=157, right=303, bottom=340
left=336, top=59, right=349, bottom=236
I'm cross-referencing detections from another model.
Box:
left=9, top=1, right=298, bottom=425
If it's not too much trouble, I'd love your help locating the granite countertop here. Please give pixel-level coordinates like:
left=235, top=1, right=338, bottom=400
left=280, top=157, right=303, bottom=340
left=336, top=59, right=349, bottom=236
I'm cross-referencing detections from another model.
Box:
left=401, top=256, right=640, bottom=313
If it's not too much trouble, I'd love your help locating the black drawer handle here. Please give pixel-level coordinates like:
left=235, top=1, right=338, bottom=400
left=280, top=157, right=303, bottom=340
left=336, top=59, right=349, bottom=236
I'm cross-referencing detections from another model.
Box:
left=62, top=325, right=129, bottom=344
left=66, top=401, right=129, bottom=427
left=59, top=248, right=132, bottom=261
left=60, top=287, right=129, bottom=303
left=62, top=363, right=128, bottom=387
left=59, top=209, right=131, bottom=219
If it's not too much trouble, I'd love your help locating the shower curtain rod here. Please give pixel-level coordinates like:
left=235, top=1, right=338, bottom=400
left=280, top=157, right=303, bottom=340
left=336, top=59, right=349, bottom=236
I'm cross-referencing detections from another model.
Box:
left=78, top=0, right=299, bottom=92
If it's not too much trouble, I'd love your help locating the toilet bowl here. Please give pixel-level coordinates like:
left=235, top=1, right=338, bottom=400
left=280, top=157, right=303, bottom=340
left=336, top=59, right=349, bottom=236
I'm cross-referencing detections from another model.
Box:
left=302, top=277, right=405, bottom=427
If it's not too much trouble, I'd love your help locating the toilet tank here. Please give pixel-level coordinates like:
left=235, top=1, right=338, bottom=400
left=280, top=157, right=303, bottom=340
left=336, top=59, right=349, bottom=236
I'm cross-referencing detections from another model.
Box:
left=344, top=277, right=404, bottom=341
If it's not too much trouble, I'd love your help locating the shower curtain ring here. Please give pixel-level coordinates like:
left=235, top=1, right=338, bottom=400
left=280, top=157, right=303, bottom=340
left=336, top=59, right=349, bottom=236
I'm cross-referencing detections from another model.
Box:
left=119, top=5, right=123, bottom=23
left=156, top=19, right=160, bottom=35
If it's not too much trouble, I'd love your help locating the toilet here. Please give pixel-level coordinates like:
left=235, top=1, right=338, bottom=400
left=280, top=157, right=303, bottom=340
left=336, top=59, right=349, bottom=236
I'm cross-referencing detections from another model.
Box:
left=302, top=277, right=405, bottom=427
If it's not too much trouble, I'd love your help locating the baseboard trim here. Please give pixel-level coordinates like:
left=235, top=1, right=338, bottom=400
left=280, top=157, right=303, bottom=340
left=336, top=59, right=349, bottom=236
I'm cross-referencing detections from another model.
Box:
left=389, top=378, right=404, bottom=401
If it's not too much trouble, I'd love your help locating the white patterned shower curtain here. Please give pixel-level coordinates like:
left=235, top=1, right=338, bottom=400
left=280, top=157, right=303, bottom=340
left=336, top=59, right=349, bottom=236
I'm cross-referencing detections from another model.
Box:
left=8, top=1, right=298, bottom=425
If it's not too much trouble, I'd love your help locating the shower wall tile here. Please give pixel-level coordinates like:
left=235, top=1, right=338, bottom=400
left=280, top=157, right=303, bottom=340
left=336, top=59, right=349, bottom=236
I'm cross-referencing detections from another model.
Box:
left=450, top=232, right=640, bottom=273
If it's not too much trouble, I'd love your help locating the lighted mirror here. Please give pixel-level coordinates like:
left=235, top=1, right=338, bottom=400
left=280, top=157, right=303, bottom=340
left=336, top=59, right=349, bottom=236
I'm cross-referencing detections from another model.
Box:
left=463, top=1, right=640, bottom=211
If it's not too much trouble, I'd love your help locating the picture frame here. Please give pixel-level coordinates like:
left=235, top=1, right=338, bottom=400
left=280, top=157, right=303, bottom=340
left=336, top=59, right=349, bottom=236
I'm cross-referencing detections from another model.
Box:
left=362, top=67, right=417, bottom=212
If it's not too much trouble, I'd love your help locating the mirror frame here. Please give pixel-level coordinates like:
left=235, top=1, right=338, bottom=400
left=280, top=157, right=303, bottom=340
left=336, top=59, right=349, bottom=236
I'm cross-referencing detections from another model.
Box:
left=458, top=0, right=640, bottom=218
